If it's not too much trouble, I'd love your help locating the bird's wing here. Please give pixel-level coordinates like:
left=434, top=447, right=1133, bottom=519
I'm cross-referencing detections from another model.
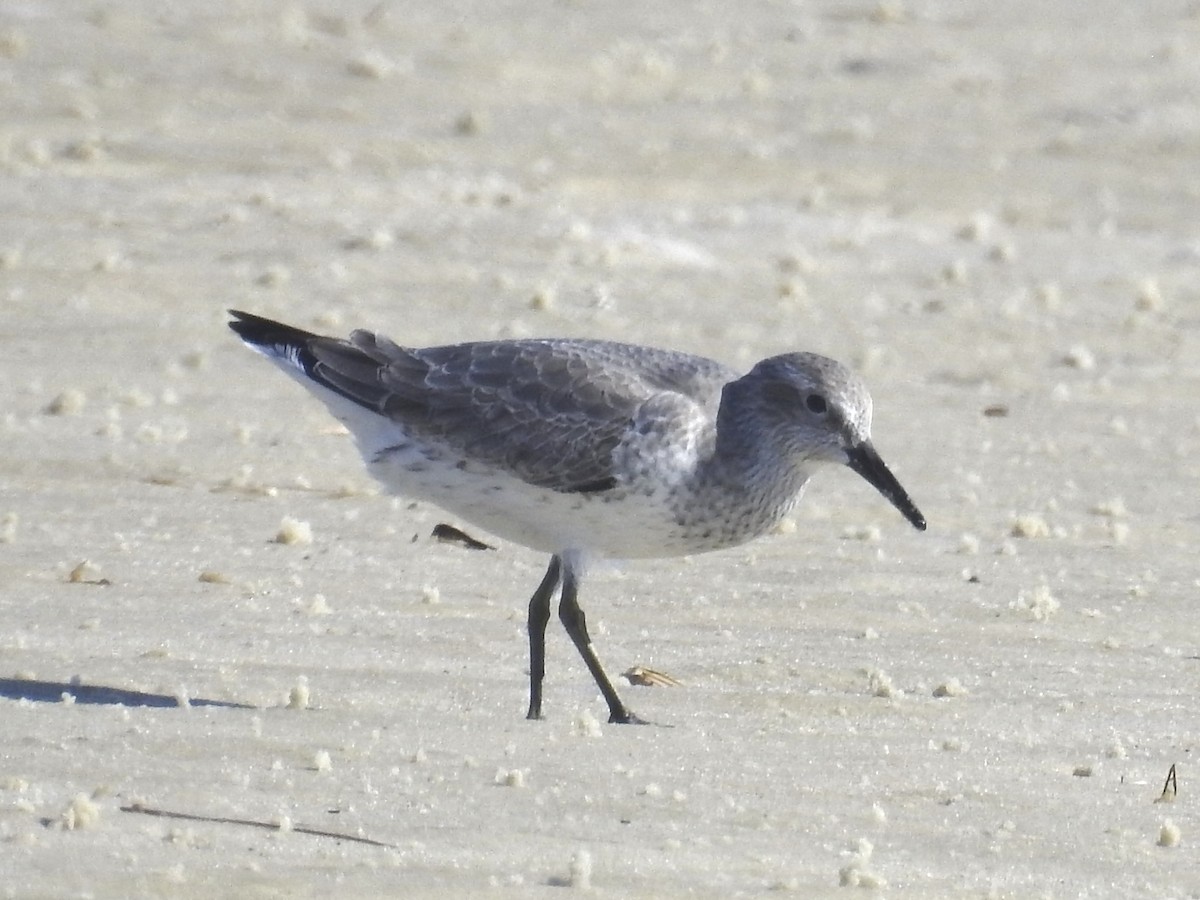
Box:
left=312, top=330, right=733, bottom=494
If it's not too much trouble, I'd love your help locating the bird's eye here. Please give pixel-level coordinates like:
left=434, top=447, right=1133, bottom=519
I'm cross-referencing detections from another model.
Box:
left=805, top=394, right=828, bottom=415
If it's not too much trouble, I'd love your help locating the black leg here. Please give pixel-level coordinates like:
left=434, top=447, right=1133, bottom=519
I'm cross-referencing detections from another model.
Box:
left=557, top=559, right=647, bottom=724
left=525, top=556, right=562, bottom=720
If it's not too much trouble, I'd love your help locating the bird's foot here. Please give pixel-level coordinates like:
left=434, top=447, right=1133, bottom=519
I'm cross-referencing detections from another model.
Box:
left=608, top=708, right=654, bottom=725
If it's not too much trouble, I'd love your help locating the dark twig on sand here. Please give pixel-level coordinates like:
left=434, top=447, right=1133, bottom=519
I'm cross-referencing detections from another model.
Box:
left=120, top=802, right=395, bottom=848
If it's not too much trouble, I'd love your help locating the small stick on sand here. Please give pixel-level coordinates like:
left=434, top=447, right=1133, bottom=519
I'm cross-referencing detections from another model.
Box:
left=120, top=802, right=395, bottom=848
left=1156, top=764, right=1178, bottom=803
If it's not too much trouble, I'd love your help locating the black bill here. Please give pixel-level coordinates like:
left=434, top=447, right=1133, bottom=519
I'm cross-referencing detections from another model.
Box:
left=845, top=441, right=926, bottom=531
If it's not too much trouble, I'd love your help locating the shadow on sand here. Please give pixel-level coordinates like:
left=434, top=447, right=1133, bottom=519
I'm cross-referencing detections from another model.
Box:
left=0, top=678, right=253, bottom=709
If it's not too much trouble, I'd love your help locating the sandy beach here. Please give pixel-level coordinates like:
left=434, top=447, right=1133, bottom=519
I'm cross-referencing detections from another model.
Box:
left=2, top=2, right=1199, bottom=896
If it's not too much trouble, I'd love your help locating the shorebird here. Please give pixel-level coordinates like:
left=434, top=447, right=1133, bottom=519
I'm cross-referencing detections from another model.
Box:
left=229, top=310, right=926, bottom=724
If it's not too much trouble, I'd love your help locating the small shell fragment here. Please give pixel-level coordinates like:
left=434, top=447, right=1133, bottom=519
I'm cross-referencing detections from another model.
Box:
left=432, top=523, right=495, bottom=551
left=68, top=560, right=110, bottom=586
left=622, top=666, right=681, bottom=687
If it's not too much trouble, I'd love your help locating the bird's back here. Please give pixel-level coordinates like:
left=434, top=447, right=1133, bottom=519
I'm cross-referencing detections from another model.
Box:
left=231, top=311, right=736, bottom=498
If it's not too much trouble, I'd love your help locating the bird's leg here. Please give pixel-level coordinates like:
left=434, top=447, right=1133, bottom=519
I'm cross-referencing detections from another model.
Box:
left=525, top=555, right=562, bottom=720
left=557, top=561, right=647, bottom=725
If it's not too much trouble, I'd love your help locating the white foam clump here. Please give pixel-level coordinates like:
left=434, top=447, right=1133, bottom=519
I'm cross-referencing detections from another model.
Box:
left=1011, top=585, right=1060, bottom=621
left=45, top=388, right=87, bottom=416
left=932, top=678, right=967, bottom=698
left=1090, top=498, right=1127, bottom=517
left=1010, top=514, right=1051, bottom=538
left=287, top=676, right=310, bottom=710
left=1062, top=344, right=1096, bottom=370
left=0, top=512, right=18, bottom=543
left=573, top=709, right=603, bottom=738
left=1158, top=820, right=1181, bottom=848
left=307, top=593, right=331, bottom=615
left=568, top=848, right=593, bottom=889
left=59, top=793, right=101, bottom=830
left=867, top=669, right=902, bottom=699
left=838, top=837, right=886, bottom=888
left=495, top=768, right=526, bottom=788
left=347, top=51, right=404, bottom=80
left=1136, top=278, right=1165, bottom=311
left=274, top=517, right=313, bottom=546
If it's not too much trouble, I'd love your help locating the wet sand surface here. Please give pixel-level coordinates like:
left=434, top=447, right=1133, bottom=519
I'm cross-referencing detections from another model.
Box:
left=2, top=3, right=1199, bottom=896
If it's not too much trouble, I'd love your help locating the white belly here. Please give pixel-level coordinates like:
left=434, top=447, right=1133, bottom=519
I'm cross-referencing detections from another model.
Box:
left=367, top=445, right=700, bottom=558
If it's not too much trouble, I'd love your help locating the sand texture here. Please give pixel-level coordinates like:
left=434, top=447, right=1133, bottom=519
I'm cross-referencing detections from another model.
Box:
left=2, top=2, right=1199, bottom=897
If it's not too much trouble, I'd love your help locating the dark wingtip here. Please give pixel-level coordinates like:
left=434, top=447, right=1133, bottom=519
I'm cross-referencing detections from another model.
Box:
left=227, top=308, right=270, bottom=342
left=227, top=308, right=258, bottom=331
left=227, top=310, right=319, bottom=348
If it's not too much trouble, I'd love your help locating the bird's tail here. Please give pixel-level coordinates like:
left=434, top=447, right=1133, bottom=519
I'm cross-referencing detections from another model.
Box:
left=227, top=309, right=324, bottom=378
left=228, top=308, right=429, bottom=432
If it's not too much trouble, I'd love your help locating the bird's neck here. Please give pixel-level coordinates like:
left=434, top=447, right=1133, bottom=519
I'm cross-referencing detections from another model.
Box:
left=668, top=382, right=812, bottom=549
